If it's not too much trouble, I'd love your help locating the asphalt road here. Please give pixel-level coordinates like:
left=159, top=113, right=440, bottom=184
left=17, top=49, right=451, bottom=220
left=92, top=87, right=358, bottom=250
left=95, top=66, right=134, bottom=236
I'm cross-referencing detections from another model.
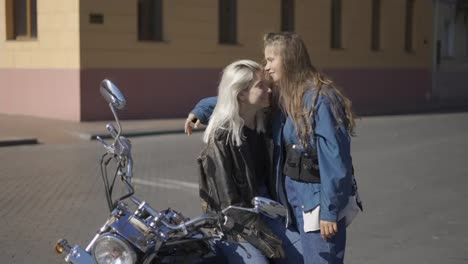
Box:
left=0, top=112, right=467, bottom=263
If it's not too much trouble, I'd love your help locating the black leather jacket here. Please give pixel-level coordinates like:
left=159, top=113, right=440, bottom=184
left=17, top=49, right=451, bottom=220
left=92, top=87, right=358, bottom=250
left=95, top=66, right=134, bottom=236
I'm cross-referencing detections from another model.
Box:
left=198, top=129, right=274, bottom=213
left=197, top=129, right=284, bottom=258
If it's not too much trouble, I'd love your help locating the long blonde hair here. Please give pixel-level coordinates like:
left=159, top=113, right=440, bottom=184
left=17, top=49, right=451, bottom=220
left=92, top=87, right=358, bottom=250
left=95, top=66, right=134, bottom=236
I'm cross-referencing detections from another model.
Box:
left=264, top=32, right=356, bottom=147
left=203, top=60, right=266, bottom=146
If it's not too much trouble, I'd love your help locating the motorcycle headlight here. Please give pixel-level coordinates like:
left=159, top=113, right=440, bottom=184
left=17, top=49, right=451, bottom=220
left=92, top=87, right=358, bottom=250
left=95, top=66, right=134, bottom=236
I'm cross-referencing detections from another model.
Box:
left=93, top=233, right=137, bottom=264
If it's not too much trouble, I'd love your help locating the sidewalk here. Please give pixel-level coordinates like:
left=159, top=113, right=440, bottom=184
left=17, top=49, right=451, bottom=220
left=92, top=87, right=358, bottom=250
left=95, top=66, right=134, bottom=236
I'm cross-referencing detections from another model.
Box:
left=2, top=99, right=467, bottom=147
left=0, top=113, right=199, bottom=146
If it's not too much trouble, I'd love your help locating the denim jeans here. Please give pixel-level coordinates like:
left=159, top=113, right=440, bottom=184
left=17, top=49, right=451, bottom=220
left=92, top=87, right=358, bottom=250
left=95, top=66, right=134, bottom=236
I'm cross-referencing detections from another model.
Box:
left=286, top=176, right=347, bottom=264
left=214, top=239, right=269, bottom=264
left=263, top=214, right=304, bottom=264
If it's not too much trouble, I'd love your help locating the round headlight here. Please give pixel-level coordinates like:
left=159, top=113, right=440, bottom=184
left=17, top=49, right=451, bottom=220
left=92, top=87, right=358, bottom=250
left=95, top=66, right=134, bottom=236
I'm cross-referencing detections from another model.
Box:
left=92, top=233, right=137, bottom=264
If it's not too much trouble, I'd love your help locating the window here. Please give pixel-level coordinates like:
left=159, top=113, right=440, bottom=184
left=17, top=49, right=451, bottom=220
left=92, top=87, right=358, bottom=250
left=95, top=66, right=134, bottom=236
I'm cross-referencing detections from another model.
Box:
left=219, top=0, right=237, bottom=44
left=466, top=24, right=468, bottom=57
left=138, top=0, right=163, bottom=41
left=442, top=19, right=455, bottom=58
left=281, top=0, right=294, bottom=32
left=371, top=0, right=381, bottom=51
left=330, top=0, right=342, bottom=49
left=5, top=0, right=37, bottom=40
left=404, top=0, right=415, bottom=52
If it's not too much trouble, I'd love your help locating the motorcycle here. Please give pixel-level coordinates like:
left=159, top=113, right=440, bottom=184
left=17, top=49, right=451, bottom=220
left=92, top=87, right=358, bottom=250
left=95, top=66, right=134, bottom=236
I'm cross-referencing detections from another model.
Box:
left=54, top=79, right=287, bottom=264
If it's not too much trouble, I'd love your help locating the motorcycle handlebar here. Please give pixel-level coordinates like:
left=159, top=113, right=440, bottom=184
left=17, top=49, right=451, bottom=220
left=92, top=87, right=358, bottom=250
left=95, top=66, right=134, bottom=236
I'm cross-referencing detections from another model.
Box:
left=128, top=197, right=219, bottom=234
left=163, top=214, right=219, bottom=234
left=101, top=110, right=218, bottom=234
left=106, top=123, right=119, bottom=139
left=126, top=157, right=133, bottom=177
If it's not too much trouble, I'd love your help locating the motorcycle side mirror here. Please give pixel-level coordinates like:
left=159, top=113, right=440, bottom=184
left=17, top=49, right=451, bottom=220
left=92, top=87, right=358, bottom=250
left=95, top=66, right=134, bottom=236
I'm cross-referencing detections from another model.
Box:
left=100, top=79, right=126, bottom=110
left=99, top=79, right=126, bottom=144
left=252, top=197, right=287, bottom=219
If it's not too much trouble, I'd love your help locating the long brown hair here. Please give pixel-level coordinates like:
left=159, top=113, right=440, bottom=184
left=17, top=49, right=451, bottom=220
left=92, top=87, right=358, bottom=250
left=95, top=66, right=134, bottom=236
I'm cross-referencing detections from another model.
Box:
left=264, top=32, right=356, bottom=147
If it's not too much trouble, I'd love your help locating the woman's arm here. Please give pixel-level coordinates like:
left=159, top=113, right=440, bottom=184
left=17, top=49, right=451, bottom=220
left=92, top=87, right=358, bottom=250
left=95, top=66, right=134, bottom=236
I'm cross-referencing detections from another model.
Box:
left=191, top=97, right=218, bottom=124
left=185, top=97, right=218, bottom=135
left=314, top=96, right=352, bottom=222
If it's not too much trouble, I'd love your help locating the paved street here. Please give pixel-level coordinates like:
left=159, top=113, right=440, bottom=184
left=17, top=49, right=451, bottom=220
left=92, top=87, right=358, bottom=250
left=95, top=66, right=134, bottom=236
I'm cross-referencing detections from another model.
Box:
left=0, top=112, right=467, bottom=263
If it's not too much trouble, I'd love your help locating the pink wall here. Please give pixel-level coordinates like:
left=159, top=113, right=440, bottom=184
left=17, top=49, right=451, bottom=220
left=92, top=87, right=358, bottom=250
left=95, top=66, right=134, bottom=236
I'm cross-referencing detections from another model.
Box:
left=0, top=69, right=81, bottom=121
left=0, top=68, right=433, bottom=121
left=80, top=68, right=432, bottom=120
left=80, top=68, right=220, bottom=121
left=325, top=68, right=432, bottom=114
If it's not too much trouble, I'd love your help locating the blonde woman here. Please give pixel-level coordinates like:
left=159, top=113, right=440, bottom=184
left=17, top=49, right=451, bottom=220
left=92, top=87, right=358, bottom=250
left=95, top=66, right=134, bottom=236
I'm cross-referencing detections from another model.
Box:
left=198, top=60, right=296, bottom=263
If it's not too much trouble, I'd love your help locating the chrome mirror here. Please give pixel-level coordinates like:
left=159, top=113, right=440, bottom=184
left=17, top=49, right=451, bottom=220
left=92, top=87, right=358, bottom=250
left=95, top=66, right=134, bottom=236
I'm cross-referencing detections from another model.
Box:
left=99, top=79, right=126, bottom=144
left=100, top=79, right=126, bottom=110
left=252, top=197, right=286, bottom=219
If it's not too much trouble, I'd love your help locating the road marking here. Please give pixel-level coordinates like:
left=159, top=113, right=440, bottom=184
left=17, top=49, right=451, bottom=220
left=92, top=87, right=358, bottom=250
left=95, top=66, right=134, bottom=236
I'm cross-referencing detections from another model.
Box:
left=132, top=178, right=198, bottom=191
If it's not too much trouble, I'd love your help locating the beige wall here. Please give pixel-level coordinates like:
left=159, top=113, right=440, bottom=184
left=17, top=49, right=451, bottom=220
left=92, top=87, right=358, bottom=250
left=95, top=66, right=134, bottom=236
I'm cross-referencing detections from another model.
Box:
left=296, top=0, right=433, bottom=69
left=0, top=0, right=80, bottom=68
left=0, top=0, right=81, bottom=121
left=79, top=0, right=278, bottom=68
left=79, top=0, right=433, bottom=69
left=0, top=0, right=435, bottom=71
left=0, top=0, right=436, bottom=121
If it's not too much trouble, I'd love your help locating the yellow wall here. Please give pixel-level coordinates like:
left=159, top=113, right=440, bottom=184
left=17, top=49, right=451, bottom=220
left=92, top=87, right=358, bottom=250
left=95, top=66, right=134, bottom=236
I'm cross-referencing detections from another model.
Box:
left=79, top=0, right=278, bottom=68
left=0, top=0, right=433, bottom=69
left=79, top=0, right=433, bottom=70
left=0, top=0, right=80, bottom=69
left=297, top=0, right=433, bottom=68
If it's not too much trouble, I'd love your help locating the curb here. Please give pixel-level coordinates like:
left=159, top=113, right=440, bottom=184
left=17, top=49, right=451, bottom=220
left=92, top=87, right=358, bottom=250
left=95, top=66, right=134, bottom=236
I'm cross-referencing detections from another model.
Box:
left=78, top=129, right=204, bottom=141
left=0, top=138, right=39, bottom=147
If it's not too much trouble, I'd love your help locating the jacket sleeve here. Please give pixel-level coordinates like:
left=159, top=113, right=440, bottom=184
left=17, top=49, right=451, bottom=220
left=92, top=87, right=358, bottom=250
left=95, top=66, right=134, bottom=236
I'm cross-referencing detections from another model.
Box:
left=314, top=96, right=352, bottom=222
left=191, top=97, right=218, bottom=125
left=200, top=139, right=240, bottom=211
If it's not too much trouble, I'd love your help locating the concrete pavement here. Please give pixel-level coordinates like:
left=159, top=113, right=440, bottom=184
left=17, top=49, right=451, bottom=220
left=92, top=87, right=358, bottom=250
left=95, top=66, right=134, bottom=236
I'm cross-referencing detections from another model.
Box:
left=1, top=112, right=468, bottom=263
left=1, top=111, right=468, bottom=263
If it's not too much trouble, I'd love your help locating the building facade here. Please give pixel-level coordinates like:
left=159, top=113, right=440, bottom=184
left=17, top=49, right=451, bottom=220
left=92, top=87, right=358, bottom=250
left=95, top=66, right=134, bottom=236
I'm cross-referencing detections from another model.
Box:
left=0, top=0, right=465, bottom=121
left=432, top=0, right=468, bottom=101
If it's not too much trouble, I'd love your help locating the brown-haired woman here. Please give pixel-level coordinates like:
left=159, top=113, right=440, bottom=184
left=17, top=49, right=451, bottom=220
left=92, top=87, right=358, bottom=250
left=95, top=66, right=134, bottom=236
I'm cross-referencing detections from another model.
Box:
left=263, top=32, right=361, bottom=264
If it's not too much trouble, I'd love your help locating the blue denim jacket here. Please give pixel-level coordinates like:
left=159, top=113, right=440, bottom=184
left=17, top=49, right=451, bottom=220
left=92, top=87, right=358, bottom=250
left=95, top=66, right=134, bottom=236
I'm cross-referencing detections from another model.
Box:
left=282, top=90, right=353, bottom=222
left=191, top=89, right=353, bottom=222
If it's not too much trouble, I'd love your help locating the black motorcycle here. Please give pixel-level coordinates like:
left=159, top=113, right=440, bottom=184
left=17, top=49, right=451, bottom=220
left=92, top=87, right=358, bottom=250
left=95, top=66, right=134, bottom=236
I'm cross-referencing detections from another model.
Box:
left=54, top=79, right=287, bottom=264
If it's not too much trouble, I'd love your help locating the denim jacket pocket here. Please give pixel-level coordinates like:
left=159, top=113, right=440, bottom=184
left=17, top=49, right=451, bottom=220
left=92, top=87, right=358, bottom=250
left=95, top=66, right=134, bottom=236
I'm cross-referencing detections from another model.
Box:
left=290, top=180, right=321, bottom=212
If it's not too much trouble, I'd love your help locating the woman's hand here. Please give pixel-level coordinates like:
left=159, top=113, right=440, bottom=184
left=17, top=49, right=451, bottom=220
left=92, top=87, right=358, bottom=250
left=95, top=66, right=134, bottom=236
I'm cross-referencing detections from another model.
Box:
left=320, top=220, right=338, bottom=241
left=184, top=113, right=200, bottom=136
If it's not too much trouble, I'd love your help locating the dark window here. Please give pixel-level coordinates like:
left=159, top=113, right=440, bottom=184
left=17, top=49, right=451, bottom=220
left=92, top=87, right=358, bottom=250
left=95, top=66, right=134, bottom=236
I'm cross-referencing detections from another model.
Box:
left=14, top=0, right=28, bottom=37
left=371, top=0, right=381, bottom=51
left=281, top=0, right=294, bottom=32
left=405, top=0, right=415, bottom=52
left=219, top=0, right=237, bottom=44
left=6, top=0, right=37, bottom=40
left=466, top=24, right=468, bottom=56
left=138, top=0, right=163, bottom=41
left=331, top=0, right=342, bottom=49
